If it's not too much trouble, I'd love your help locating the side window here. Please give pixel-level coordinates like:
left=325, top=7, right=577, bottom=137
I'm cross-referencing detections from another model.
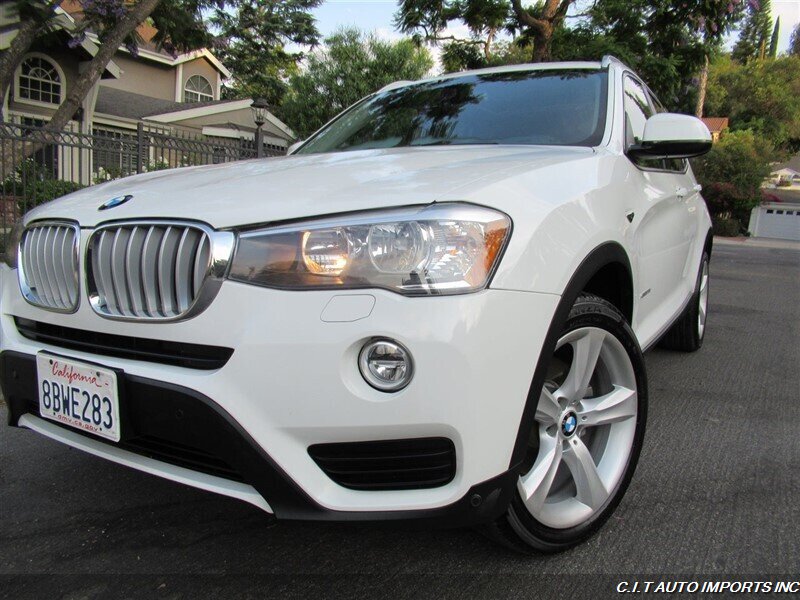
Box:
left=623, top=76, right=662, bottom=170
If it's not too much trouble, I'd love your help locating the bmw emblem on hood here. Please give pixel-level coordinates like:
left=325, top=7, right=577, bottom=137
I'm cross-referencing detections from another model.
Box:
left=99, top=194, right=133, bottom=210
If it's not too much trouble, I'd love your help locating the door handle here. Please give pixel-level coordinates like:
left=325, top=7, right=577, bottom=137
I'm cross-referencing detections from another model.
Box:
left=677, top=184, right=702, bottom=199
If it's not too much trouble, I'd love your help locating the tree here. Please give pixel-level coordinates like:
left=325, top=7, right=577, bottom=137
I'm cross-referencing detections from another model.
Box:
left=792, top=23, right=800, bottom=55
left=0, top=0, right=218, bottom=132
left=705, top=55, right=800, bottom=149
left=44, top=0, right=178, bottom=133
left=768, top=16, right=780, bottom=58
left=0, top=1, right=64, bottom=117
left=395, top=0, right=510, bottom=62
left=441, top=38, right=533, bottom=72
left=546, top=0, right=745, bottom=113
left=211, top=0, right=322, bottom=106
left=278, top=28, right=433, bottom=139
left=732, top=0, right=773, bottom=63
left=395, top=0, right=577, bottom=63
left=509, top=0, right=576, bottom=62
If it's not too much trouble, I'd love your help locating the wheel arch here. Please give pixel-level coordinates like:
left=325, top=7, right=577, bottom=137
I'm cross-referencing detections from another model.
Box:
left=508, top=241, right=634, bottom=470
left=703, top=228, right=713, bottom=258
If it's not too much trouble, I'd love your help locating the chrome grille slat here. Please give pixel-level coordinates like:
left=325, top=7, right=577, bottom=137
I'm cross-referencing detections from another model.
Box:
left=125, top=226, right=147, bottom=316
left=110, top=228, right=133, bottom=316
left=156, top=226, right=179, bottom=316
left=34, top=228, right=56, bottom=307
left=140, top=226, right=163, bottom=317
left=193, top=234, right=210, bottom=296
left=174, top=228, right=197, bottom=313
left=96, top=230, right=120, bottom=315
left=51, top=228, right=69, bottom=307
left=60, top=228, right=78, bottom=302
left=87, top=222, right=215, bottom=321
left=18, top=223, right=80, bottom=312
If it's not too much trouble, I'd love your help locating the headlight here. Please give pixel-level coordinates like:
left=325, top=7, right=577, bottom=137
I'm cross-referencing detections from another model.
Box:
left=229, top=203, right=511, bottom=295
left=2, top=220, right=24, bottom=269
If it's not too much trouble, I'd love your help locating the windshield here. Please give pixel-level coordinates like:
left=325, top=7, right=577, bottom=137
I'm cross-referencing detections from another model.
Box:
left=297, top=69, right=608, bottom=155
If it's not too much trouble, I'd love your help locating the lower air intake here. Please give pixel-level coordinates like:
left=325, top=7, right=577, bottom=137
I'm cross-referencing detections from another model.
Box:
left=308, top=437, right=456, bottom=491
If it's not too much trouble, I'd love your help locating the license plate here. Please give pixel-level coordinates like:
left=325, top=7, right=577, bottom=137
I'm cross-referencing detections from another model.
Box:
left=36, top=353, right=120, bottom=442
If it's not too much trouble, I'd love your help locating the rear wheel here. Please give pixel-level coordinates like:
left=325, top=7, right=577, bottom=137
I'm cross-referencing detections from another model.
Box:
left=659, top=252, right=709, bottom=352
left=484, top=294, right=647, bottom=553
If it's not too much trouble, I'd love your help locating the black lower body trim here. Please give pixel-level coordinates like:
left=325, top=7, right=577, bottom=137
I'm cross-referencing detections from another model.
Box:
left=0, top=350, right=515, bottom=526
left=14, top=317, right=233, bottom=370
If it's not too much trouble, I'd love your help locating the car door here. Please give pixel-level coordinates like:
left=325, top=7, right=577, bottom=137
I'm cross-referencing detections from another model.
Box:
left=622, top=75, right=697, bottom=339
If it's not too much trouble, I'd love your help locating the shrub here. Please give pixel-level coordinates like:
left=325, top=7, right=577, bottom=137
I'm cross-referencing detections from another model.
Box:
left=712, top=217, right=742, bottom=237
left=692, top=130, right=778, bottom=223
left=0, top=159, right=85, bottom=213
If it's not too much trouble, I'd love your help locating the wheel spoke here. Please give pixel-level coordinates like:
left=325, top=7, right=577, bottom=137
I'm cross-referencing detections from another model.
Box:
left=557, top=329, right=605, bottom=403
left=518, top=435, right=562, bottom=513
left=563, top=437, right=608, bottom=510
left=577, top=385, right=637, bottom=427
left=535, top=388, right=561, bottom=426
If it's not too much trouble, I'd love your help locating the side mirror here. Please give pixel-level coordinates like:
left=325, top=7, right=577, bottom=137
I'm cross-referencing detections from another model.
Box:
left=287, top=140, right=305, bottom=155
left=628, top=113, right=712, bottom=160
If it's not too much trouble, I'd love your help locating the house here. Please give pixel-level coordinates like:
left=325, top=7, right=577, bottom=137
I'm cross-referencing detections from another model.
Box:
left=700, top=117, right=729, bottom=143
left=771, top=167, right=800, bottom=186
left=1, top=2, right=294, bottom=180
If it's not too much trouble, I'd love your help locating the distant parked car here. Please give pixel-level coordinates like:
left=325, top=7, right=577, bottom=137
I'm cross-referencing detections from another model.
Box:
left=1, top=56, right=712, bottom=553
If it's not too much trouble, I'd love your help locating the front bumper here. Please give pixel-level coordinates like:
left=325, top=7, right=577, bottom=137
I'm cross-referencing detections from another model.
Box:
left=1, top=266, right=559, bottom=523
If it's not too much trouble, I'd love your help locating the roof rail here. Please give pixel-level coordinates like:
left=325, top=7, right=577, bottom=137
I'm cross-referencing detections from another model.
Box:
left=378, top=80, right=414, bottom=93
left=601, top=55, right=631, bottom=70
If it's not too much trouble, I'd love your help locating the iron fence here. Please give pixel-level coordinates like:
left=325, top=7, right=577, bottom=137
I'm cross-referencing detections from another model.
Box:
left=0, top=120, right=285, bottom=242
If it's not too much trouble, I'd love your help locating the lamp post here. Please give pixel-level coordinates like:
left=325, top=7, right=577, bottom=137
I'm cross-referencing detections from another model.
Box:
left=250, top=98, right=269, bottom=158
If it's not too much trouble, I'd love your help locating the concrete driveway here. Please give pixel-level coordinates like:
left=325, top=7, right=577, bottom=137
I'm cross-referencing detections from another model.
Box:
left=1, top=239, right=798, bottom=598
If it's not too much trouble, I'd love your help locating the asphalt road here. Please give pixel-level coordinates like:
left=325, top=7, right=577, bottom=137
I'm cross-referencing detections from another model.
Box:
left=1, top=240, right=798, bottom=598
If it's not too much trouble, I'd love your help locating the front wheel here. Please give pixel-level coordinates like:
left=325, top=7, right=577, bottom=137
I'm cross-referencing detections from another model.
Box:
left=484, top=294, right=647, bottom=553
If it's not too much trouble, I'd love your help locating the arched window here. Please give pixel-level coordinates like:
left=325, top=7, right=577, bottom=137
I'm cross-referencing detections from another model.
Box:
left=184, top=75, right=214, bottom=103
left=17, top=54, right=63, bottom=105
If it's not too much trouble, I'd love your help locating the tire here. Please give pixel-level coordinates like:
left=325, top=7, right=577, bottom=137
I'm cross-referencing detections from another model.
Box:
left=482, top=294, right=648, bottom=553
left=658, top=252, right=709, bottom=352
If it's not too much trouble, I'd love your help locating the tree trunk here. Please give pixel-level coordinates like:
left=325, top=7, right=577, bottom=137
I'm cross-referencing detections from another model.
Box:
left=0, top=15, right=51, bottom=118
left=695, top=53, right=709, bottom=118
left=531, top=26, right=553, bottom=62
left=44, top=0, right=163, bottom=133
left=0, top=1, right=61, bottom=118
left=484, top=27, right=496, bottom=60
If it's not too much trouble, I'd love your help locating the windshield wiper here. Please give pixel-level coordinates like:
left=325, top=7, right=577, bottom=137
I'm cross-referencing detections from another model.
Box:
left=409, top=139, right=499, bottom=147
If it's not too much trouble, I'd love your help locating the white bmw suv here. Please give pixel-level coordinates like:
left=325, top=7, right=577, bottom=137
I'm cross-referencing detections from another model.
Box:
left=1, top=56, right=712, bottom=552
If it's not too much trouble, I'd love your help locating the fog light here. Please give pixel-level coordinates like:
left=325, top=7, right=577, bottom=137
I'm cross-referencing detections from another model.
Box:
left=358, top=339, right=413, bottom=392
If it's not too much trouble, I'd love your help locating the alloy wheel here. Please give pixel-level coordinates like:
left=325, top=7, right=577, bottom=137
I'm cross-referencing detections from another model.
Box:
left=697, top=259, right=709, bottom=338
left=517, top=326, right=638, bottom=529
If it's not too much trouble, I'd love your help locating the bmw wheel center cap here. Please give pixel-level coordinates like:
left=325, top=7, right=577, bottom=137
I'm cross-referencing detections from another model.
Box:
left=561, top=412, right=578, bottom=437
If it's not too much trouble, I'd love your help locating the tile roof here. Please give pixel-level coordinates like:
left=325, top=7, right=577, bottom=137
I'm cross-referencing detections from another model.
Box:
left=95, top=87, right=244, bottom=120
left=701, top=117, right=729, bottom=133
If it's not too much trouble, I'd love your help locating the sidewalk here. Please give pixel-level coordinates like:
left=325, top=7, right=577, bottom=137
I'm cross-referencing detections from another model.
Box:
left=714, top=236, right=800, bottom=251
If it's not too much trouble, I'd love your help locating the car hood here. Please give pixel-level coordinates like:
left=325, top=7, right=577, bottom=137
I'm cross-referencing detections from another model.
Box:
left=26, top=145, right=594, bottom=229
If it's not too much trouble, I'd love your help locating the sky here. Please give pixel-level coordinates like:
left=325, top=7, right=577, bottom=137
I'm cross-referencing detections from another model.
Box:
left=309, top=0, right=800, bottom=56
